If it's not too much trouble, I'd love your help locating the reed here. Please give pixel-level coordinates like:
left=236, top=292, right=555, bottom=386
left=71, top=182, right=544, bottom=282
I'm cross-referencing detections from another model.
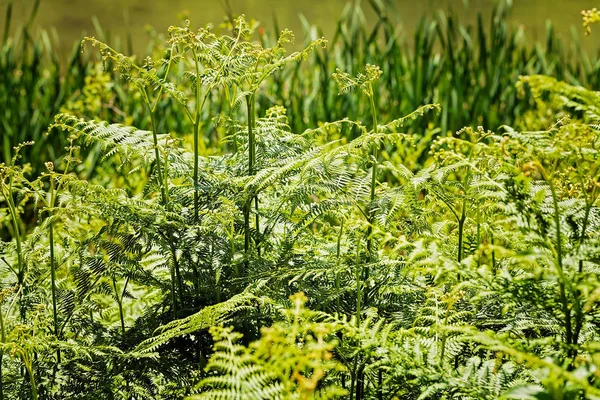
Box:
left=3, top=0, right=600, bottom=176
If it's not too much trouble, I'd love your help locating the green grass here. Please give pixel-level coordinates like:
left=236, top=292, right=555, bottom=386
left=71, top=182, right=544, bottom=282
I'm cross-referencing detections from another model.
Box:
left=2, top=0, right=600, bottom=175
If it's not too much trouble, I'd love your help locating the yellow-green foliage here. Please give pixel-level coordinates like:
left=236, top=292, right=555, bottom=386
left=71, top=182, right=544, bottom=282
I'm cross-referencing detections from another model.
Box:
left=193, top=293, right=346, bottom=400
left=583, top=8, right=600, bottom=35
left=2, top=8, right=600, bottom=400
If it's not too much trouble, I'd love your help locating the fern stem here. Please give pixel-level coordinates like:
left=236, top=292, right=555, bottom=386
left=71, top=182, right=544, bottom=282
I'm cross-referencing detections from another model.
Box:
left=163, top=145, right=184, bottom=310
left=476, top=202, right=481, bottom=266
left=2, top=181, right=25, bottom=322
left=356, top=362, right=365, bottom=400
left=168, top=240, right=185, bottom=311
left=169, top=260, right=178, bottom=317
left=49, top=223, right=61, bottom=363
left=351, top=240, right=364, bottom=400
left=457, top=216, right=465, bottom=263
left=244, top=92, right=257, bottom=261
left=143, top=90, right=168, bottom=207
left=355, top=241, right=362, bottom=329
left=547, top=175, right=573, bottom=350
left=576, top=182, right=596, bottom=272
left=191, top=260, right=201, bottom=305
left=573, top=188, right=597, bottom=356
left=147, top=91, right=184, bottom=316
left=226, top=87, right=238, bottom=153
left=457, top=189, right=468, bottom=264
left=243, top=203, right=250, bottom=268
left=163, top=139, right=171, bottom=207
left=366, top=85, right=379, bottom=270
left=377, top=369, right=383, bottom=400
left=491, top=234, right=496, bottom=273
left=0, top=295, right=5, bottom=400
left=357, top=88, right=378, bottom=399
left=113, top=276, right=126, bottom=334
left=49, top=178, right=61, bottom=364
left=439, top=298, right=454, bottom=365
left=231, top=225, right=238, bottom=278
left=336, top=219, right=344, bottom=318
left=349, top=356, right=358, bottom=400
left=254, top=196, right=260, bottom=257
left=455, top=163, right=472, bottom=265
left=22, top=353, right=37, bottom=400
left=247, top=91, right=256, bottom=174
left=151, top=45, right=175, bottom=114
left=192, top=46, right=202, bottom=222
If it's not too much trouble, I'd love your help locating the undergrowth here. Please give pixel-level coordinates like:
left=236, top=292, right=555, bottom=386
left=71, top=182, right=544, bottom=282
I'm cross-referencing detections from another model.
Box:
left=1, top=5, right=600, bottom=400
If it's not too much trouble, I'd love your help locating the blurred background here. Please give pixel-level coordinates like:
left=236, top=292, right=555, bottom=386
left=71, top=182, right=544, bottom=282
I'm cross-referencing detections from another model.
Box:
left=4, top=0, right=600, bottom=56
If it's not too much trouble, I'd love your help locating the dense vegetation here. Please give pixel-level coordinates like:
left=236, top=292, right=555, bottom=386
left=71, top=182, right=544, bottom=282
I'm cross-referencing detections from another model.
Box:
left=4, top=0, right=600, bottom=175
left=2, top=2, right=600, bottom=399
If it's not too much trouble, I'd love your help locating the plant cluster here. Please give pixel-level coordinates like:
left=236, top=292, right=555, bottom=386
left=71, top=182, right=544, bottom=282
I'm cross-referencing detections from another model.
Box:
left=3, top=0, right=600, bottom=177
left=1, top=6, right=600, bottom=400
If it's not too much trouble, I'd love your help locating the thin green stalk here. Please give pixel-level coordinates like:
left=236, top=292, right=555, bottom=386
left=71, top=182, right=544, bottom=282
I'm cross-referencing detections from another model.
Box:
left=244, top=92, right=257, bottom=260
left=573, top=185, right=597, bottom=353
left=356, top=87, right=380, bottom=400
left=356, top=363, right=365, bottom=400
left=225, top=87, right=238, bottom=153
left=457, top=168, right=471, bottom=264
left=439, top=296, right=459, bottom=366
left=2, top=0, right=13, bottom=46
left=577, top=183, right=596, bottom=273
left=355, top=241, right=362, bottom=329
left=146, top=80, right=185, bottom=315
left=143, top=94, right=167, bottom=206
left=26, top=359, right=37, bottom=400
left=243, top=203, right=250, bottom=267
left=336, top=220, right=344, bottom=318
left=47, top=146, right=76, bottom=366
left=162, top=141, right=184, bottom=308
left=476, top=204, right=481, bottom=244
left=155, top=228, right=178, bottom=317
left=365, top=85, right=379, bottom=307
left=254, top=197, right=260, bottom=257
left=163, top=139, right=171, bottom=207
left=0, top=296, right=5, bottom=400
left=230, top=223, right=238, bottom=277
left=366, top=85, right=379, bottom=263
left=191, top=47, right=202, bottom=222
left=48, top=223, right=60, bottom=362
left=546, top=175, right=573, bottom=350
left=377, top=369, right=383, bottom=400
left=25, top=0, right=40, bottom=32
left=211, top=244, right=220, bottom=303
left=48, top=178, right=60, bottom=364
left=3, top=183, right=25, bottom=322
left=169, top=261, right=178, bottom=317
left=114, top=280, right=132, bottom=400
left=349, top=356, right=358, bottom=400
left=336, top=219, right=346, bottom=391
left=190, top=28, right=243, bottom=220
left=113, top=276, right=125, bottom=334
left=18, top=351, right=38, bottom=400
left=168, top=239, right=184, bottom=312
left=247, top=91, right=256, bottom=177
left=491, top=234, right=496, bottom=273
left=457, top=214, right=466, bottom=263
